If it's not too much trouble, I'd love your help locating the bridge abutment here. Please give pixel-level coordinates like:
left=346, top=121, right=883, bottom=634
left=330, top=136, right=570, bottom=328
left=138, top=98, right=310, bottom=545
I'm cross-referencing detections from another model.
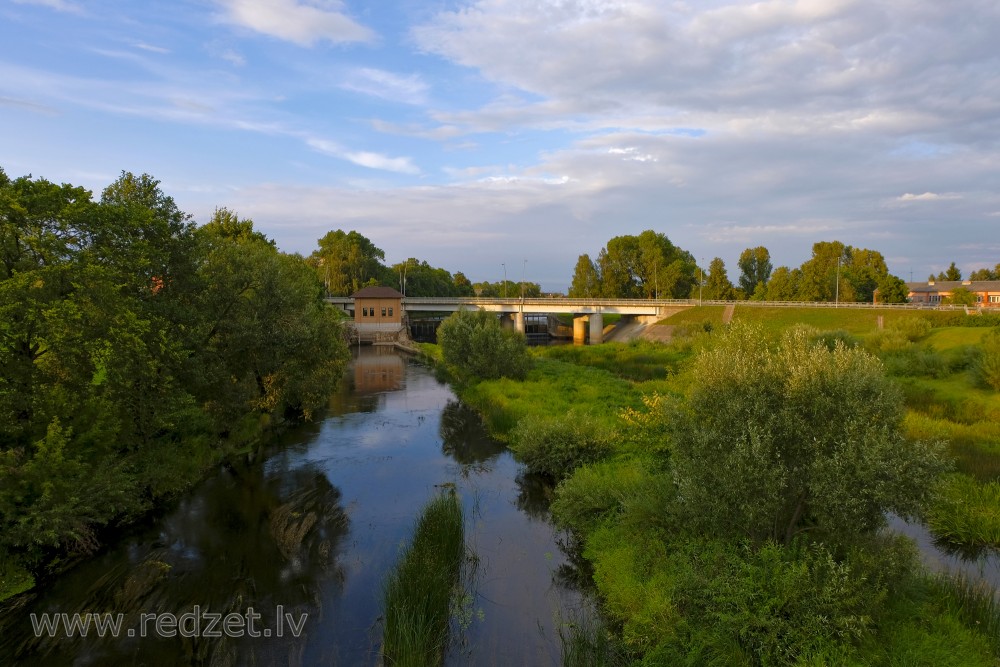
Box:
left=573, top=316, right=587, bottom=345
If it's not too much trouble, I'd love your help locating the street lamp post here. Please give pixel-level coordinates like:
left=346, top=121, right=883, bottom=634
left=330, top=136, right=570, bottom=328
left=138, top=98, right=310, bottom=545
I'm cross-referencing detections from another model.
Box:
left=699, top=259, right=704, bottom=305
left=502, top=263, right=507, bottom=298
left=521, top=259, right=527, bottom=299
left=835, top=257, right=841, bottom=307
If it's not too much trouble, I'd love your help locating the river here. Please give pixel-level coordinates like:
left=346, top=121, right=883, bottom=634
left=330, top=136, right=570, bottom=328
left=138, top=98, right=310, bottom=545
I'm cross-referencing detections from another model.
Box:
left=0, top=347, right=591, bottom=666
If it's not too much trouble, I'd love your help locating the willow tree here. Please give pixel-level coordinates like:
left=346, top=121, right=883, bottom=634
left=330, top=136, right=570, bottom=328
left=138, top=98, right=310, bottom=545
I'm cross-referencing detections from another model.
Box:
left=669, top=323, right=946, bottom=546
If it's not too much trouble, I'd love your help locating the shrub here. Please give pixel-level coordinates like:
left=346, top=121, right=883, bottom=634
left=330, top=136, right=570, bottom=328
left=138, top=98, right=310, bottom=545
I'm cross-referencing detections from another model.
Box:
left=437, top=309, right=531, bottom=381
left=509, top=413, right=613, bottom=480
left=977, top=328, right=1000, bottom=390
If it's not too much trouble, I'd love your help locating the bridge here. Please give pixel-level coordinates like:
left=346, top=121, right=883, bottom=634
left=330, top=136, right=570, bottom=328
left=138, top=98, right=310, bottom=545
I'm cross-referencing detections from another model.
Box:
left=326, top=296, right=690, bottom=343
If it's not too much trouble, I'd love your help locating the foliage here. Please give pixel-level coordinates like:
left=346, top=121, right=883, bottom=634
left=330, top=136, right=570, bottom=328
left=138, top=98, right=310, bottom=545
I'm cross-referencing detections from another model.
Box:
left=762, top=266, right=800, bottom=301
left=539, top=340, right=685, bottom=381
left=700, top=257, right=735, bottom=300
left=0, top=168, right=349, bottom=597
left=381, top=491, right=465, bottom=666
left=737, top=246, right=772, bottom=297
left=437, top=309, right=531, bottom=381
left=590, top=230, right=696, bottom=299
left=946, top=286, right=978, bottom=306
left=976, top=328, right=1000, bottom=390
left=569, top=253, right=601, bottom=297
left=876, top=273, right=910, bottom=304
left=926, top=473, right=1000, bottom=549
left=392, top=258, right=475, bottom=297
left=509, top=413, right=614, bottom=480
left=969, top=264, right=1000, bottom=281
left=669, top=323, right=948, bottom=546
left=472, top=279, right=541, bottom=298
left=308, top=229, right=385, bottom=296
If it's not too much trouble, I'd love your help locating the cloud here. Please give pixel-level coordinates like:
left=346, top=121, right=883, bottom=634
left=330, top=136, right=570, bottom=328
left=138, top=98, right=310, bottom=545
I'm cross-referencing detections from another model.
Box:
left=216, top=0, right=374, bottom=46
left=133, top=42, right=170, bottom=55
left=896, top=192, right=963, bottom=201
left=340, top=68, right=429, bottom=105
left=0, top=96, right=58, bottom=115
left=11, top=0, right=81, bottom=14
left=306, top=138, right=420, bottom=174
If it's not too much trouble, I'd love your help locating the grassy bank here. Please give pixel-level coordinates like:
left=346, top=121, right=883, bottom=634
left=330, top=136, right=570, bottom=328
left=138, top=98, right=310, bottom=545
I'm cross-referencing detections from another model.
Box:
left=381, top=491, right=465, bottom=666
left=425, top=313, right=1000, bottom=664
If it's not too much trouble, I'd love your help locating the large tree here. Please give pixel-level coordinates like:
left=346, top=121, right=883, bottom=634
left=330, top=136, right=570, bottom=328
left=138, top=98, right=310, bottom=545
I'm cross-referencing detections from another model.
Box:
left=737, top=246, right=773, bottom=297
left=593, top=230, right=696, bottom=298
left=702, top=257, right=735, bottom=301
left=569, top=253, right=601, bottom=297
left=309, top=230, right=386, bottom=296
left=669, top=323, right=946, bottom=546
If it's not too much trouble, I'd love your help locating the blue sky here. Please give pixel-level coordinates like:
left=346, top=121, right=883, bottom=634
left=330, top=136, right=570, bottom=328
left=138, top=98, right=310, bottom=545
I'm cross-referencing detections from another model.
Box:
left=2, top=0, right=998, bottom=291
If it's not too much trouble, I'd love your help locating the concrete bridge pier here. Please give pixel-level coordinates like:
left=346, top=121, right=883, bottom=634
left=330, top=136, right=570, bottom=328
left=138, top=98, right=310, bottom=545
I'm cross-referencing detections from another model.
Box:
left=573, top=316, right=587, bottom=345
left=589, top=311, right=604, bottom=344
left=514, top=311, right=525, bottom=334
left=500, top=313, right=514, bottom=330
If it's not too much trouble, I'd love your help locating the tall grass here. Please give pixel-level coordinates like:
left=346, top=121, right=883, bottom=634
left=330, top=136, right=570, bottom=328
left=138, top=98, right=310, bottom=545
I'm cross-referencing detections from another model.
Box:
left=381, top=491, right=465, bottom=666
left=931, top=572, right=1000, bottom=656
left=926, top=473, right=1000, bottom=549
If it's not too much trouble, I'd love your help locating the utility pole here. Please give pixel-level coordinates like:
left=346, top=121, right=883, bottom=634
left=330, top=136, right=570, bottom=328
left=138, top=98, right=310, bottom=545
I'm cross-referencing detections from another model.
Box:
left=502, top=263, right=507, bottom=298
left=521, top=259, right=527, bottom=299
left=699, top=258, right=703, bottom=305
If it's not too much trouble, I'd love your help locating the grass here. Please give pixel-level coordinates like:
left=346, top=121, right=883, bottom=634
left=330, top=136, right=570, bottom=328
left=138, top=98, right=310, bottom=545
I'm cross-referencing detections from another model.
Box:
left=925, top=474, right=1000, bottom=549
left=656, top=305, right=725, bottom=327
left=0, top=557, right=34, bottom=602
left=381, top=490, right=465, bottom=667
left=539, top=340, right=689, bottom=382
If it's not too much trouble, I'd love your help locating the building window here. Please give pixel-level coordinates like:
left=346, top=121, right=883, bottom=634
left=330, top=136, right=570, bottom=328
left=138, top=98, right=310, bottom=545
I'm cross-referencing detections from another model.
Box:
left=930, top=295, right=941, bottom=303
left=388, top=307, right=393, bottom=317
left=991, top=295, right=1000, bottom=303
left=369, top=307, right=375, bottom=317
left=382, top=307, right=387, bottom=317
left=362, top=307, right=368, bottom=317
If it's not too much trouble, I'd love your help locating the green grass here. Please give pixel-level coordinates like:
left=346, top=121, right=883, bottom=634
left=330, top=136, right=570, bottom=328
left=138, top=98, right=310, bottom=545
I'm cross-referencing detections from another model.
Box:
left=0, top=557, right=34, bottom=602
left=925, top=473, right=1000, bottom=549
left=381, top=491, right=465, bottom=667
left=539, top=340, right=689, bottom=382
left=656, top=305, right=725, bottom=327
left=925, top=327, right=991, bottom=351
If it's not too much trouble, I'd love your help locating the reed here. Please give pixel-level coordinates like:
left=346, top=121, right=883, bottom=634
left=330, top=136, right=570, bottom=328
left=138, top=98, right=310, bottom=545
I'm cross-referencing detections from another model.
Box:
left=381, top=491, right=465, bottom=666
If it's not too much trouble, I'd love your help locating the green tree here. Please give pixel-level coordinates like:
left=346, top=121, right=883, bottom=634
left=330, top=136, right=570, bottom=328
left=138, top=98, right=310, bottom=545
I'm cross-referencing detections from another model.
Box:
left=569, top=253, right=601, bottom=297
left=701, top=257, right=735, bottom=300
left=309, top=230, right=386, bottom=296
left=945, top=286, right=977, bottom=306
left=737, top=246, right=773, bottom=297
left=764, top=266, right=800, bottom=301
left=943, top=262, right=962, bottom=281
left=595, top=231, right=695, bottom=298
left=875, top=274, right=910, bottom=304
left=437, top=309, right=531, bottom=381
left=969, top=265, right=999, bottom=280
left=796, top=241, right=849, bottom=302
left=843, top=248, right=888, bottom=303
left=453, top=271, right=475, bottom=297
left=669, top=323, right=946, bottom=546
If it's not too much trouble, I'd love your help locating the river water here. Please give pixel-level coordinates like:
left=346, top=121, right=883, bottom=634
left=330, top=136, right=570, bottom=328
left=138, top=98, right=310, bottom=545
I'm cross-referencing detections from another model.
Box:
left=0, top=347, right=591, bottom=666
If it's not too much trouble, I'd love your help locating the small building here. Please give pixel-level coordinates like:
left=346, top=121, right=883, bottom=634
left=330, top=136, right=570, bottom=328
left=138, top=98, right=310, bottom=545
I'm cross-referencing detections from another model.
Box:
left=350, top=286, right=404, bottom=343
left=906, top=280, right=1000, bottom=307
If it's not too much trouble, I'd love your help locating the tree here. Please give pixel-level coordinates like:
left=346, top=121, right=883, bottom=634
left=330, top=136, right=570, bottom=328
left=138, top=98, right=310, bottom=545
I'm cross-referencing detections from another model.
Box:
left=569, top=254, right=601, bottom=297
left=593, top=231, right=696, bottom=298
left=453, top=272, right=475, bottom=296
left=309, top=230, right=386, bottom=296
left=437, top=309, right=531, bottom=381
left=669, top=323, right=946, bottom=546
left=943, top=262, right=962, bottom=281
left=876, top=274, right=909, bottom=304
left=969, top=265, right=999, bottom=281
left=702, top=257, right=735, bottom=300
left=945, top=286, right=977, bottom=306
left=737, top=246, right=772, bottom=297
left=843, top=248, right=888, bottom=303
left=763, top=266, right=799, bottom=301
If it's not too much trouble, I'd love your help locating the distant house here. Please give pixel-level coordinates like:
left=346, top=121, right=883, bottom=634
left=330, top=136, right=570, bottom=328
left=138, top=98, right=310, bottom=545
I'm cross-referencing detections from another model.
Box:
left=350, top=286, right=405, bottom=343
left=906, top=280, right=1000, bottom=307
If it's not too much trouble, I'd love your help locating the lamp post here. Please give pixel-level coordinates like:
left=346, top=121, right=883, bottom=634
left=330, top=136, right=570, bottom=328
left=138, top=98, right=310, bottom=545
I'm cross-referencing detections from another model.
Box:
left=699, top=258, right=704, bottom=305
left=502, top=263, right=507, bottom=298
left=520, top=259, right=527, bottom=299
left=835, top=256, right=841, bottom=307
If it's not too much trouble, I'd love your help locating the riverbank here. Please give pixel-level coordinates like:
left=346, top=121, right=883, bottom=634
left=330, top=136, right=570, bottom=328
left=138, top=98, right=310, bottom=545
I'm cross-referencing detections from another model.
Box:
left=421, top=319, right=1000, bottom=665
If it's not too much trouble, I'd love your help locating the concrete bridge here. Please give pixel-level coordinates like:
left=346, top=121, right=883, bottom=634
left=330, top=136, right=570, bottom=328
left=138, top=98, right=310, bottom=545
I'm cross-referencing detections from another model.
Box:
left=326, top=296, right=690, bottom=343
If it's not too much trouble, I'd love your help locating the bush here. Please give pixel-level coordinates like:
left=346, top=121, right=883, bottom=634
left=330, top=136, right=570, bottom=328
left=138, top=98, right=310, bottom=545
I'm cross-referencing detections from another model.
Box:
left=509, top=413, right=613, bottom=480
left=437, top=309, right=531, bottom=381
left=977, top=328, right=1000, bottom=390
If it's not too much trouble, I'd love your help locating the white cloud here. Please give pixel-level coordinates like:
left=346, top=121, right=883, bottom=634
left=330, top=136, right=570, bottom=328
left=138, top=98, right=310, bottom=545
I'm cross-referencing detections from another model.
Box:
left=897, top=192, right=963, bottom=201
left=133, top=42, right=170, bottom=55
left=306, top=138, right=420, bottom=174
left=12, top=0, right=81, bottom=13
left=216, top=0, right=374, bottom=46
left=340, top=68, right=429, bottom=105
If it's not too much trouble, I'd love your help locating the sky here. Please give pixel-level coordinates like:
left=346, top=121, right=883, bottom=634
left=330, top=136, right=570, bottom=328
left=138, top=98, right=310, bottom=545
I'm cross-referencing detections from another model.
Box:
left=1, top=0, right=998, bottom=292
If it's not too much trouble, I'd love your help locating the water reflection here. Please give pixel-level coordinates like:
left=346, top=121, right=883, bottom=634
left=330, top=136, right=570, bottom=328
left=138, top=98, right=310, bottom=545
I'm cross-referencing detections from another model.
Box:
left=1, top=350, right=590, bottom=666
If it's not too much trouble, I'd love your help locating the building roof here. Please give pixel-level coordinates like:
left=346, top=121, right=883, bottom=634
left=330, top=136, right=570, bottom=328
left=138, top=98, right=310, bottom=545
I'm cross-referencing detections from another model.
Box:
left=906, top=280, right=1000, bottom=293
left=351, top=286, right=404, bottom=299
